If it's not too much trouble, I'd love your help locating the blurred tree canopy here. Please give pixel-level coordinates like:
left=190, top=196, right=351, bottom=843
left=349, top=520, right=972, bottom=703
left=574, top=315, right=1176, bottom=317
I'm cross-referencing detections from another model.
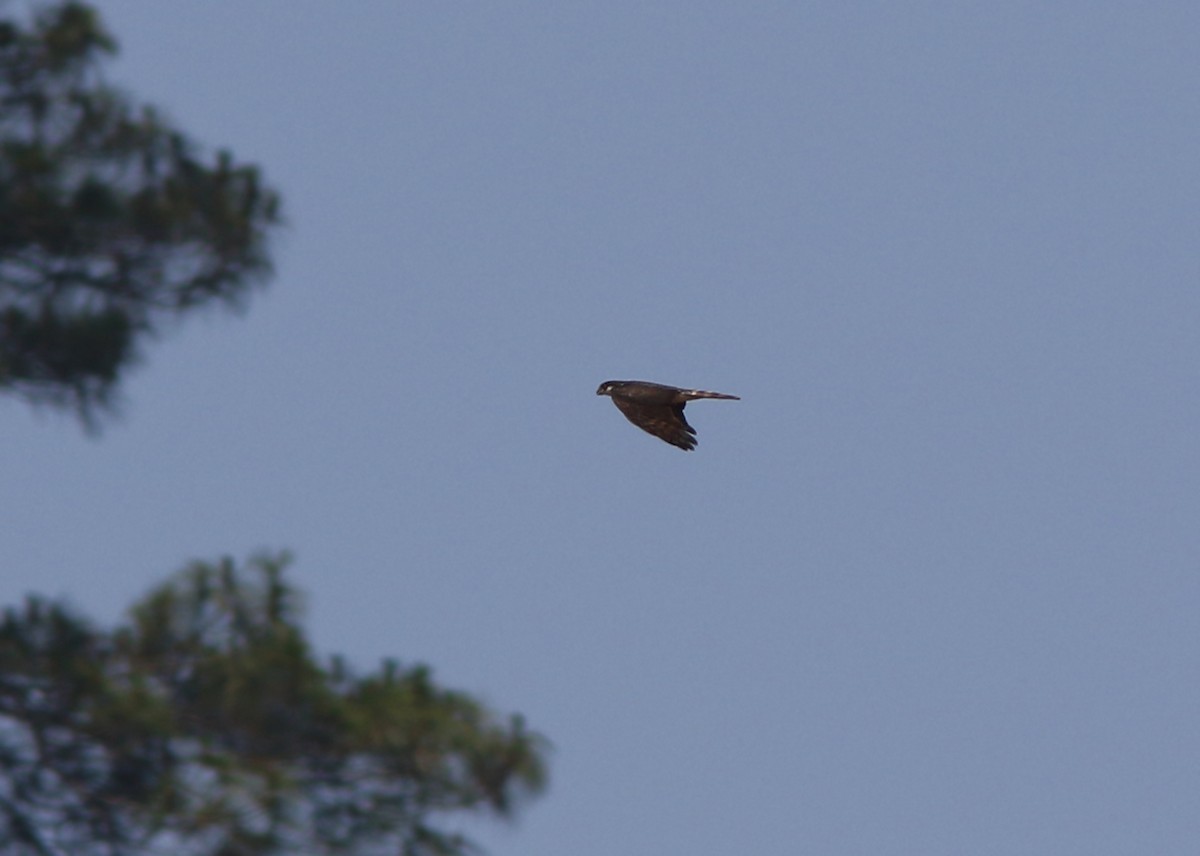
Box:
left=0, top=8, right=548, bottom=852
left=0, top=2, right=282, bottom=426
left=0, top=553, right=548, bottom=856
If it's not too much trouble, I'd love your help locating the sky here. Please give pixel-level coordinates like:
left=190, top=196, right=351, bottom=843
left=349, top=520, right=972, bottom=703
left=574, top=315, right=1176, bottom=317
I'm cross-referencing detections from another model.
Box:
left=3, top=2, right=1199, bottom=854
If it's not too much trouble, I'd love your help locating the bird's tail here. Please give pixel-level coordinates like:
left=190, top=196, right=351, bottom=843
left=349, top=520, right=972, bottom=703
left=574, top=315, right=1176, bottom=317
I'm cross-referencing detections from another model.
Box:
left=683, top=389, right=740, bottom=401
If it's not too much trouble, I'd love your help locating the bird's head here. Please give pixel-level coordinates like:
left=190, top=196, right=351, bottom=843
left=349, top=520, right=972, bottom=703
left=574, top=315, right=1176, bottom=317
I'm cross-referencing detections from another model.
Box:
left=596, top=381, right=621, bottom=396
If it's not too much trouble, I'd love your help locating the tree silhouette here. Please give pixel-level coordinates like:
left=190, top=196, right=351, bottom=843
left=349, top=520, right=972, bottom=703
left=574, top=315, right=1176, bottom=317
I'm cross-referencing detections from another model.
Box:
left=0, top=553, right=548, bottom=855
left=0, top=2, right=282, bottom=426
left=0, top=9, right=547, bottom=853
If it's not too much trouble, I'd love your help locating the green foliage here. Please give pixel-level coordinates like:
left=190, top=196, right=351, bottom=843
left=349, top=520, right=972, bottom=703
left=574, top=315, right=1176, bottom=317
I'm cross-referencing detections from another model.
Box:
left=0, top=2, right=282, bottom=426
left=0, top=554, right=549, bottom=856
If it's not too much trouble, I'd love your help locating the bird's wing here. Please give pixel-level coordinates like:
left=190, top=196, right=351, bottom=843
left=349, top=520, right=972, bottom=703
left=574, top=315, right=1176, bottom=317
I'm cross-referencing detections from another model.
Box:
left=611, top=398, right=697, bottom=451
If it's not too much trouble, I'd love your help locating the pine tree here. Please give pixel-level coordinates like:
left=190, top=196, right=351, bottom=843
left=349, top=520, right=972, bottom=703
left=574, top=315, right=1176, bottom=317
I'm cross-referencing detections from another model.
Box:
left=0, top=553, right=548, bottom=855
left=0, top=2, right=282, bottom=426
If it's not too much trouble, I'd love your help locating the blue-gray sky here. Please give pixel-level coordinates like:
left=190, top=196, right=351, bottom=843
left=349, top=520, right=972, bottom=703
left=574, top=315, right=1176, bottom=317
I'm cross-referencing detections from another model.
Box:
left=4, top=3, right=1198, bottom=853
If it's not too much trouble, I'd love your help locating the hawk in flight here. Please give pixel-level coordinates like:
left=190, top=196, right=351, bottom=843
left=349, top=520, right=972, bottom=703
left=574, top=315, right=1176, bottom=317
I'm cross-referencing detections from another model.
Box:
left=596, top=380, right=739, bottom=451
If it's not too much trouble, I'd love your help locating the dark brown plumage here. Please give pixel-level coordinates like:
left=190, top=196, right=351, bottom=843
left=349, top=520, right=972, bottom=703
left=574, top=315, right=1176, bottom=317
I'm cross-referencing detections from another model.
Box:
left=596, top=380, right=739, bottom=451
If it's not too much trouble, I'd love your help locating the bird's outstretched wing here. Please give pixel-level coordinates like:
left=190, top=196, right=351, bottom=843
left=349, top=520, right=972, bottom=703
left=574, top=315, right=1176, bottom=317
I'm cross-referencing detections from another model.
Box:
left=612, top=398, right=698, bottom=451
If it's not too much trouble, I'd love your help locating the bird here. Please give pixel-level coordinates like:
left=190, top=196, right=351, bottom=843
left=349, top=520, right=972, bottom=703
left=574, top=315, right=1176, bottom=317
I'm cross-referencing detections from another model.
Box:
left=596, top=380, right=739, bottom=451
